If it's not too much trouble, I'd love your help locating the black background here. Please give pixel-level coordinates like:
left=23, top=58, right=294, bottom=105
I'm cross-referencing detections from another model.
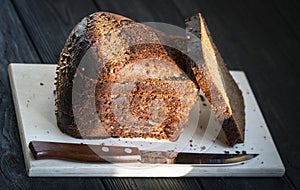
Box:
left=0, top=0, right=299, bottom=189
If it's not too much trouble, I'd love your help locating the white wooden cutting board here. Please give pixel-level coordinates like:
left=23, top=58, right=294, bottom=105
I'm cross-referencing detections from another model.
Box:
left=8, top=63, right=285, bottom=177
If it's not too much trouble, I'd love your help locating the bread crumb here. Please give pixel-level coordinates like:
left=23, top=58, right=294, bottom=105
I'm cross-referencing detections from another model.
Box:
left=200, top=95, right=205, bottom=102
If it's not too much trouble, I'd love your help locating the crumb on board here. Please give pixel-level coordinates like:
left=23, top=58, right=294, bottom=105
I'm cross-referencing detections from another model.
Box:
left=200, top=95, right=205, bottom=102
left=26, top=99, right=30, bottom=107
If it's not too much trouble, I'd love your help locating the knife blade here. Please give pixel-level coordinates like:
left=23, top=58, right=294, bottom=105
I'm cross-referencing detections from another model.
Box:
left=29, top=141, right=258, bottom=166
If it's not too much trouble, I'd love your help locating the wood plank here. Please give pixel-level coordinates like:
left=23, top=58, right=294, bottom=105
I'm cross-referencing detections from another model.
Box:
left=101, top=177, right=203, bottom=190
left=11, top=0, right=98, bottom=64
left=0, top=0, right=40, bottom=189
left=95, top=0, right=184, bottom=26
left=273, top=0, right=300, bottom=41
left=199, top=178, right=293, bottom=189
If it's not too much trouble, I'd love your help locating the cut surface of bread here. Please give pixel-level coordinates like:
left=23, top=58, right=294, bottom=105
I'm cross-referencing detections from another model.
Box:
left=185, top=13, right=245, bottom=146
left=55, top=12, right=199, bottom=141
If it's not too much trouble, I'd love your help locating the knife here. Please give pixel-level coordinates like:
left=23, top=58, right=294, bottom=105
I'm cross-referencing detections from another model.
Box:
left=29, top=141, right=258, bottom=166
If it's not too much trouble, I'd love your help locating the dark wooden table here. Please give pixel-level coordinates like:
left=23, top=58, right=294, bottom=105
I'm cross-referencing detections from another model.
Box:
left=1, top=0, right=299, bottom=189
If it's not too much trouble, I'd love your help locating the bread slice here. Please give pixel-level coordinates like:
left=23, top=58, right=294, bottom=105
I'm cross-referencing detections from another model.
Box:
left=185, top=13, right=245, bottom=146
left=55, top=12, right=199, bottom=141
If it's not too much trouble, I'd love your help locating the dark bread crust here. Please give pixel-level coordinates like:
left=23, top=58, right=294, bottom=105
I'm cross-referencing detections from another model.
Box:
left=55, top=12, right=135, bottom=138
left=185, top=13, right=245, bottom=146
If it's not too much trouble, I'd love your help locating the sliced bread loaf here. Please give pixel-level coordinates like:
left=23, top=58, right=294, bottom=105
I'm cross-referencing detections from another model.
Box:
left=55, top=12, right=199, bottom=141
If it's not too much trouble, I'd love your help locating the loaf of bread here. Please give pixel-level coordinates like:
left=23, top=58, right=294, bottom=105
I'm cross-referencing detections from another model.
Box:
left=55, top=12, right=199, bottom=141
left=55, top=11, right=245, bottom=146
left=185, top=13, right=245, bottom=146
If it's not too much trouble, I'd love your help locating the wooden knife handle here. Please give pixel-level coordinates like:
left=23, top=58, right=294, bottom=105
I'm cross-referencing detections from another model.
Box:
left=29, top=141, right=141, bottom=163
